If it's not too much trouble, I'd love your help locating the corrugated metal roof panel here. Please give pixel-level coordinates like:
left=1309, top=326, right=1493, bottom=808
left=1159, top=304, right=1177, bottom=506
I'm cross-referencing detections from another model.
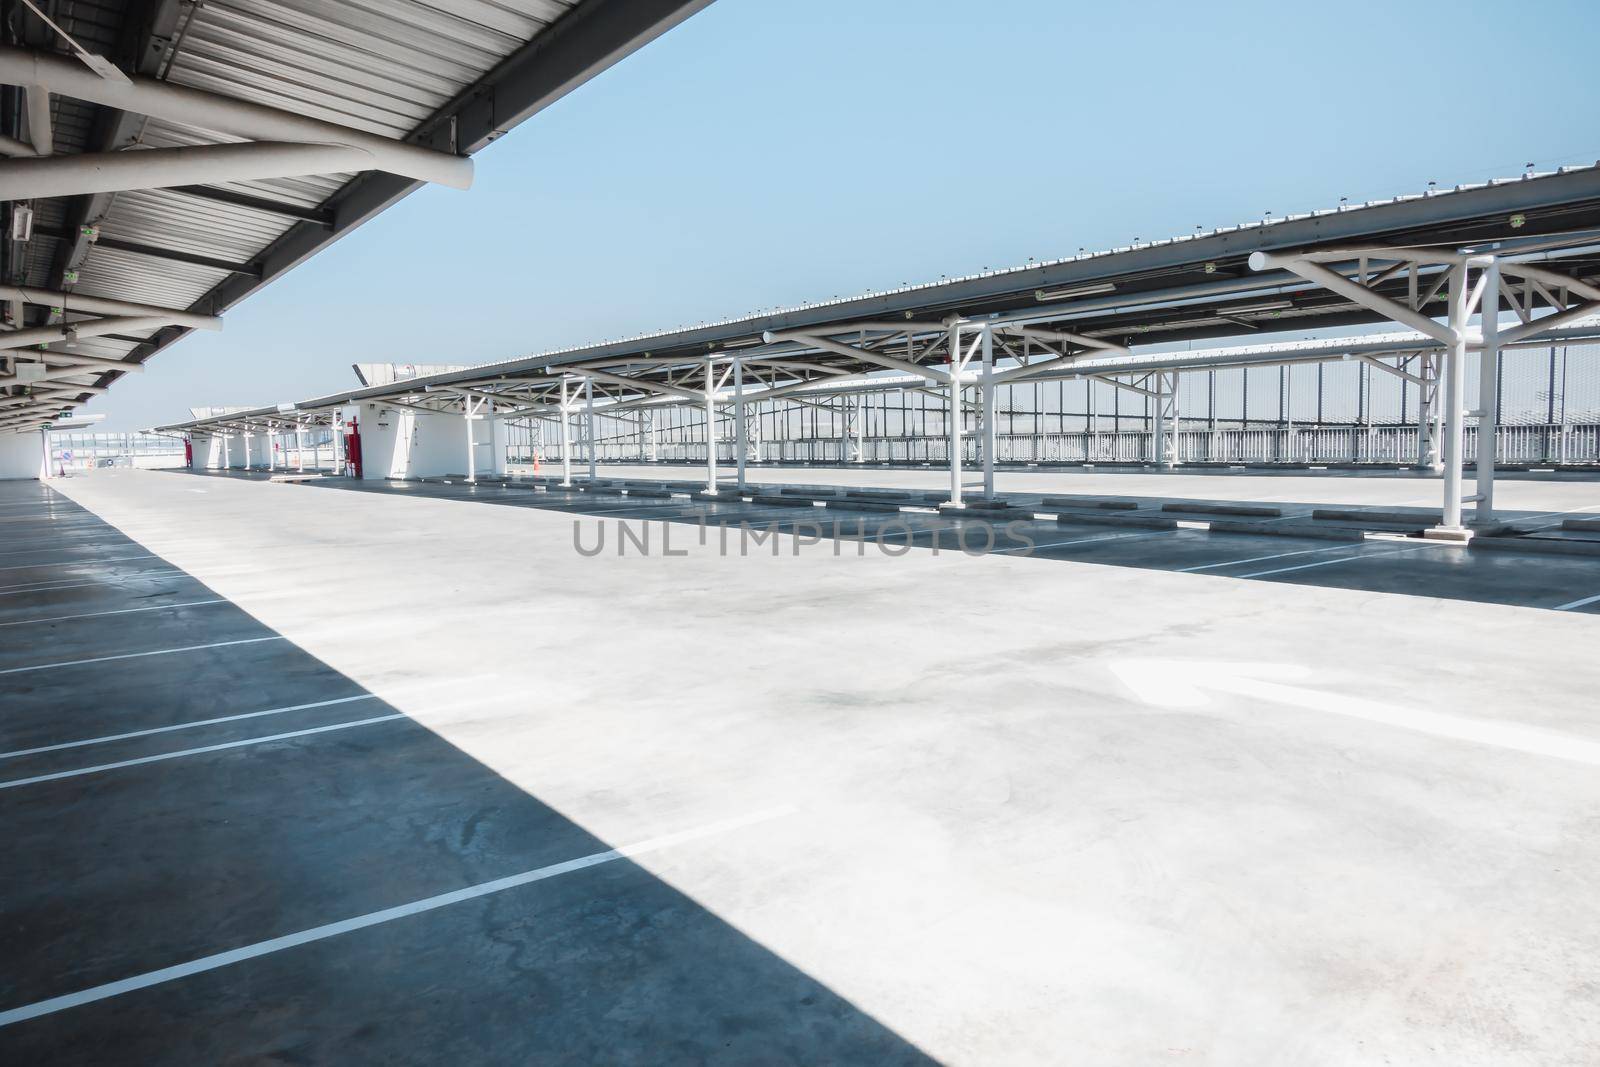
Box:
left=1, top=0, right=713, bottom=430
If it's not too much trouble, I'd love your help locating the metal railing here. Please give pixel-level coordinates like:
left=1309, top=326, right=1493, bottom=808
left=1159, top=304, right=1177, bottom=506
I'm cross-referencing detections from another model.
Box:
left=522, top=422, right=1600, bottom=468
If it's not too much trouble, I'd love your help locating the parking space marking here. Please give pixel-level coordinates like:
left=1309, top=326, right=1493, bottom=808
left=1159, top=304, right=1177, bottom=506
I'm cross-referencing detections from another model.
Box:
left=0, top=804, right=795, bottom=1028
left=991, top=531, right=1156, bottom=554
left=0, top=538, right=136, bottom=556
left=0, top=571, right=187, bottom=597
left=1238, top=546, right=1427, bottom=578
left=0, top=694, right=380, bottom=760
left=0, top=635, right=286, bottom=676
left=0, top=598, right=228, bottom=629
left=1556, top=592, right=1600, bottom=611
left=0, top=713, right=408, bottom=790
left=0, top=552, right=158, bottom=573
left=1178, top=543, right=1352, bottom=573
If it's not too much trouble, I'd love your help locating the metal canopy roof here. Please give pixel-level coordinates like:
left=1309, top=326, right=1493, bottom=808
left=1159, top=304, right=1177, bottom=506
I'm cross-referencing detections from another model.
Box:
left=0, top=0, right=711, bottom=432
left=157, top=164, right=1600, bottom=433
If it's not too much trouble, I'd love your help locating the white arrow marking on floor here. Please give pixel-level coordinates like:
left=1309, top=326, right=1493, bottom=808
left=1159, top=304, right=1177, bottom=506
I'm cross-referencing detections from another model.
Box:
left=1108, top=659, right=1600, bottom=767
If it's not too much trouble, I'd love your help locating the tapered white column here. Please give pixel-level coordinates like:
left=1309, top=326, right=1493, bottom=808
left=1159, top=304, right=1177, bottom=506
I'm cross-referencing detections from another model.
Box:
left=559, top=378, right=572, bottom=487
left=980, top=326, right=995, bottom=497
left=585, top=377, right=596, bottom=480
left=734, top=358, right=747, bottom=490
left=1440, top=263, right=1468, bottom=530
left=705, top=359, right=718, bottom=494
left=948, top=322, right=964, bottom=507
left=464, top=401, right=477, bottom=484
left=1415, top=354, right=1433, bottom=469
left=854, top=395, right=865, bottom=463
left=1476, top=258, right=1500, bottom=521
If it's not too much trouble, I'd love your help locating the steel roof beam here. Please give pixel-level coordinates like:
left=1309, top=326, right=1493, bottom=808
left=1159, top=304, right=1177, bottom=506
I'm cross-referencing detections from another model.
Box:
left=33, top=222, right=260, bottom=276
left=0, top=284, right=220, bottom=329
left=0, top=46, right=473, bottom=189
left=0, top=314, right=173, bottom=351
left=113, top=0, right=713, bottom=400
left=168, top=185, right=333, bottom=227
left=0, top=142, right=379, bottom=201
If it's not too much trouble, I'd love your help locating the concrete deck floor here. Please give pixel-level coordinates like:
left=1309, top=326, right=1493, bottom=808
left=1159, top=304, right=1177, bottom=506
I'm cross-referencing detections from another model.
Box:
left=5, top=468, right=1600, bottom=1064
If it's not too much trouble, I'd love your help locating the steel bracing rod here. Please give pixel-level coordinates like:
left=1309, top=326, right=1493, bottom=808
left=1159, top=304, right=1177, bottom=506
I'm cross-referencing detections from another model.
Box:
left=1355, top=353, right=1428, bottom=386
left=0, top=358, right=141, bottom=385
left=0, top=142, right=380, bottom=201
left=1086, top=374, right=1158, bottom=399
left=563, top=366, right=701, bottom=402
left=0, top=283, right=221, bottom=329
left=1500, top=299, right=1600, bottom=344
left=0, top=315, right=181, bottom=351
left=5, top=349, right=148, bottom=372
left=762, top=330, right=953, bottom=384
left=0, top=46, right=472, bottom=189
left=374, top=396, right=456, bottom=416
left=426, top=383, right=525, bottom=408
left=991, top=345, right=1128, bottom=385
left=1494, top=262, right=1600, bottom=345
left=1249, top=251, right=1455, bottom=343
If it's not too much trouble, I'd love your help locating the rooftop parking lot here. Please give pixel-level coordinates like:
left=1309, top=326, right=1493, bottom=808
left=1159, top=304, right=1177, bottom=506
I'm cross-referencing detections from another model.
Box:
left=4, top=466, right=1598, bottom=1063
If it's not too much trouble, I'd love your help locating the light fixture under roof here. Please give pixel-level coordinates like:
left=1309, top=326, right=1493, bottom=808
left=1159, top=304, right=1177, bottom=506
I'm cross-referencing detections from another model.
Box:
left=1034, top=281, right=1117, bottom=302
left=1217, top=300, right=1293, bottom=315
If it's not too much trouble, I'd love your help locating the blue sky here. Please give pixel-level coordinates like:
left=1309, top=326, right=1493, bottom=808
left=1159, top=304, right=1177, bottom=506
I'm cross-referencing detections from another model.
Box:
left=93, top=0, right=1600, bottom=430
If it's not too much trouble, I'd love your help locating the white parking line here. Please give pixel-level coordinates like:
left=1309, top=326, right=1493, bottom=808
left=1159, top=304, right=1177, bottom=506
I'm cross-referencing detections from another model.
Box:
left=0, top=552, right=158, bottom=573
left=0, top=805, right=796, bottom=1028
left=1239, top=546, right=1426, bottom=578
left=0, top=538, right=134, bottom=555
left=0, top=694, right=381, bottom=760
left=0, top=571, right=187, bottom=597
left=992, top=531, right=1159, bottom=554
left=1178, top=543, right=1351, bottom=573
left=0, top=635, right=285, bottom=676
left=0, top=712, right=407, bottom=790
left=0, top=598, right=228, bottom=629
left=1556, top=592, right=1600, bottom=611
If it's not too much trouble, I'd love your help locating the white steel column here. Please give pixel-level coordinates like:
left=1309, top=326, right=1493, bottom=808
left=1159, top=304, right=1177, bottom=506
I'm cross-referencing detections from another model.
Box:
left=980, top=325, right=996, bottom=497
left=854, top=395, right=865, bottom=463
left=704, top=358, right=718, bottom=494
left=1086, top=377, right=1097, bottom=460
left=733, top=357, right=747, bottom=490
left=584, top=377, right=596, bottom=480
left=243, top=430, right=252, bottom=470
left=1415, top=354, right=1436, bottom=469
left=463, top=399, right=477, bottom=484
left=559, top=378, right=572, bottom=487
left=1440, top=263, right=1469, bottom=531
left=1151, top=375, right=1165, bottom=468
left=268, top=429, right=276, bottom=471
left=1476, top=258, right=1501, bottom=521
left=1153, top=371, right=1179, bottom=469
left=947, top=322, right=964, bottom=507
left=222, top=433, right=231, bottom=470
left=295, top=422, right=305, bottom=472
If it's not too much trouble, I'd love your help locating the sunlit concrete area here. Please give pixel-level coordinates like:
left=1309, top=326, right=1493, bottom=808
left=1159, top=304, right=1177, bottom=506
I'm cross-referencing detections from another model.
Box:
left=6, top=0, right=1600, bottom=1060
left=2, top=466, right=1597, bottom=1063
